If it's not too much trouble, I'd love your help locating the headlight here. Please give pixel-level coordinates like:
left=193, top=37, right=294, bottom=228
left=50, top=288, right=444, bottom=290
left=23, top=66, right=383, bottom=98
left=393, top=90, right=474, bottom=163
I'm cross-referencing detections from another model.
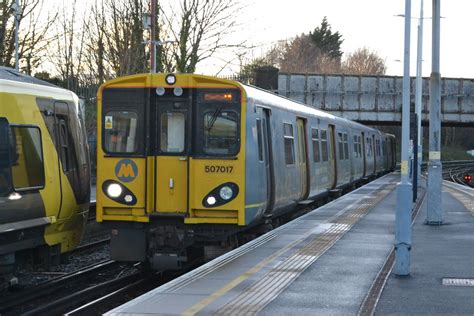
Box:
left=107, top=183, right=122, bottom=198
left=165, top=74, right=176, bottom=85
left=206, top=196, right=217, bottom=205
left=102, top=180, right=137, bottom=205
left=173, top=87, right=183, bottom=96
left=156, top=87, right=165, bottom=96
left=202, top=182, right=239, bottom=208
left=219, top=186, right=233, bottom=200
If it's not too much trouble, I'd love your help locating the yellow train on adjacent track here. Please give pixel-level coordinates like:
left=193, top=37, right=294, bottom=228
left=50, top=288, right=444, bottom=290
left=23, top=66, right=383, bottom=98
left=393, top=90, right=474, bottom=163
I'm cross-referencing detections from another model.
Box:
left=0, top=67, right=90, bottom=288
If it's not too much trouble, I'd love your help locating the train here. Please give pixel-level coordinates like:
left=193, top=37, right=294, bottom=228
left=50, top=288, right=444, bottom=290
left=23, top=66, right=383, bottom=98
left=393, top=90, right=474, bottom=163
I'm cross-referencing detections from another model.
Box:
left=0, top=67, right=90, bottom=289
left=96, top=73, right=396, bottom=270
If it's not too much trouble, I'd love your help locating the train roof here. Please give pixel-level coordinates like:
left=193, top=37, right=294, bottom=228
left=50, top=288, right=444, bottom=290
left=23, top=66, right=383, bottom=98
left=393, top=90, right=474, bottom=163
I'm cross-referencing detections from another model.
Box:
left=239, top=82, right=381, bottom=134
left=0, top=67, right=78, bottom=101
left=0, top=67, right=57, bottom=87
left=99, top=73, right=393, bottom=138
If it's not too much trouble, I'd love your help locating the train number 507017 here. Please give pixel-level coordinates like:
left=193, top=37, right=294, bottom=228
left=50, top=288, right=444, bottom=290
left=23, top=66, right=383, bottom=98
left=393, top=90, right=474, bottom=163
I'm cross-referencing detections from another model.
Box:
left=204, top=165, right=233, bottom=173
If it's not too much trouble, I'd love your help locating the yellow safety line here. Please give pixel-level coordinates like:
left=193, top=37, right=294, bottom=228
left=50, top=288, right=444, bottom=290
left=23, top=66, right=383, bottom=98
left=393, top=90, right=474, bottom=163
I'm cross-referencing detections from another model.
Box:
left=245, top=202, right=265, bottom=209
left=181, top=181, right=396, bottom=316
left=180, top=228, right=318, bottom=316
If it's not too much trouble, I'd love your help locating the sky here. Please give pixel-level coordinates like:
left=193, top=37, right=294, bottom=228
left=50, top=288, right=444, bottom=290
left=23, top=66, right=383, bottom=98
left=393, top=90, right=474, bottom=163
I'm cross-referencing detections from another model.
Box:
left=197, top=0, right=474, bottom=79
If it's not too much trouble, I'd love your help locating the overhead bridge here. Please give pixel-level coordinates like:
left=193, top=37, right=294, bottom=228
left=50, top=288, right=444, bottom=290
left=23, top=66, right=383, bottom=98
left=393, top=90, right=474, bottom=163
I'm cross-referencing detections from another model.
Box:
left=277, top=73, right=474, bottom=126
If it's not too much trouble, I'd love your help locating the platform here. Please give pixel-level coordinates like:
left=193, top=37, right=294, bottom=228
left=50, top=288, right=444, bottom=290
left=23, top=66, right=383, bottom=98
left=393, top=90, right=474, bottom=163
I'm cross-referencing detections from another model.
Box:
left=105, top=173, right=474, bottom=315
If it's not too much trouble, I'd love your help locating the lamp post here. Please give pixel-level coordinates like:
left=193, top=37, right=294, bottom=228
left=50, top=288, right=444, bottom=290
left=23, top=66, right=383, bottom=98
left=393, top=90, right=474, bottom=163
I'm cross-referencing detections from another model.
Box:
left=394, top=0, right=413, bottom=276
left=415, top=0, right=424, bottom=187
left=426, top=0, right=443, bottom=225
left=11, top=0, right=21, bottom=71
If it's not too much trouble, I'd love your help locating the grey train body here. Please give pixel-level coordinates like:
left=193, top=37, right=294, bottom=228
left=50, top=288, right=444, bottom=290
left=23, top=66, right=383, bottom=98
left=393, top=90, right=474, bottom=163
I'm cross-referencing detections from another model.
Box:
left=243, top=85, right=396, bottom=225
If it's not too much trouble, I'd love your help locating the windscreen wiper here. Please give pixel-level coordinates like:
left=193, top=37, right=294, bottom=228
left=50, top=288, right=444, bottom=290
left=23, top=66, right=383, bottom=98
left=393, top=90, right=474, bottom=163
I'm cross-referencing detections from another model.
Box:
left=206, top=106, right=222, bottom=132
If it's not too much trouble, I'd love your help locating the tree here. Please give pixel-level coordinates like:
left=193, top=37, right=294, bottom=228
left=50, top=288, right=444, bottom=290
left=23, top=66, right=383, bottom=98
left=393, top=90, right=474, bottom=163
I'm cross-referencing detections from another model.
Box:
left=239, top=17, right=344, bottom=75
left=309, top=16, right=344, bottom=59
left=0, top=0, right=57, bottom=73
left=106, top=0, right=147, bottom=76
left=342, top=47, right=387, bottom=75
left=161, top=0, right=244, bottom=73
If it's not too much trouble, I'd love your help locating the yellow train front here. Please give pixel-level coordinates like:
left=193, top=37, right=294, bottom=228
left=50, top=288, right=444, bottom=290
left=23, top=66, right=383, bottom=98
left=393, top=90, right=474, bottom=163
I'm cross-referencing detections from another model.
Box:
left=97, top=73, right=396, bottom=270
left=97, top=74, right=246, bottom=269
left=0, top=67, right=90, bottom=288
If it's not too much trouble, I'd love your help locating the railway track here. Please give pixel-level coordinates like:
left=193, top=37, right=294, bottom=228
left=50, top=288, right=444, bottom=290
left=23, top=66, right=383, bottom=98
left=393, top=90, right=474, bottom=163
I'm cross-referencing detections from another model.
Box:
left=74, top=237, right=111, bottom=253
left=441, top=160, right=474, bottom=187
left=0, top=260, right=139, bottom=315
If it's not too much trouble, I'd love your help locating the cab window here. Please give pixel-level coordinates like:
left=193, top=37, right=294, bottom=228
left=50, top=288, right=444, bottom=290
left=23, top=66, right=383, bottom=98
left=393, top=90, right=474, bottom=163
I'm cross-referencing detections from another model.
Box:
left=104, top=111, right=138, bottom=153
left=196, top=89, right=241, bottom=157
left=10, top=126, right=45, bottom=190
left=0, top=120, right=13, bottom=196
left=160, top=112, right=185, bottom=153
left=203, top=110, right=239, bottom=155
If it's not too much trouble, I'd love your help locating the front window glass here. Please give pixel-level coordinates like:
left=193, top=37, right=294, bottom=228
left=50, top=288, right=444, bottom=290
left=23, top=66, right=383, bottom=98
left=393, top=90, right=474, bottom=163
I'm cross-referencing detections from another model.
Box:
left=104, top=111, right=138, bottom=153
left=161, top=112, right=185, bottom=153
left=11, top=126, right=45, bottom=190
left=203, top=110, right=239, bottom=155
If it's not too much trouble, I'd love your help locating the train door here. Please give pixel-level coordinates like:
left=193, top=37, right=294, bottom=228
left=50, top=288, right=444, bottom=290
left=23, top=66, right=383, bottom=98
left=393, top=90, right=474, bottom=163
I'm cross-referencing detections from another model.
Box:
left=54, top=101, right=74, bottom=219
left=261, top=108, right=274, bottom=213
left=296, top=118, right=309, bottom=199
left=328, top=124, right=337, bottom=188
left=361, top=132, right=367, bottom=177
left=154, top=100, right=190, bottom=213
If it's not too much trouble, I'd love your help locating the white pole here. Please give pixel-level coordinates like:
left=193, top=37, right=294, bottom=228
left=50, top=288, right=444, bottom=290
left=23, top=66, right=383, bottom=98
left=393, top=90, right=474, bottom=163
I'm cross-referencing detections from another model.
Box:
left=415, top=0, right=424, bottom=185
left=394, top=0, right=413, bottom=276
left=426, top=0, right=443, bottom=224
left=14, top=0, right=20, bottom=71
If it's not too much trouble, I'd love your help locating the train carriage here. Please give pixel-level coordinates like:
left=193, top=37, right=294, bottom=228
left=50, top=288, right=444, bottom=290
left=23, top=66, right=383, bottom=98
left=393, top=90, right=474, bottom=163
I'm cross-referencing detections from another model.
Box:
left=0, top=67, right=90, bottom=288
left=96, top=73, right=395, bottom=269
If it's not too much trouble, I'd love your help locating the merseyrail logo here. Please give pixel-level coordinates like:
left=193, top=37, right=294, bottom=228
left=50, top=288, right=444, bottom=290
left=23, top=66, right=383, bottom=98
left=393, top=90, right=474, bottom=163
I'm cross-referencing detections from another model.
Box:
left=115, top=159, right=138, bottom=182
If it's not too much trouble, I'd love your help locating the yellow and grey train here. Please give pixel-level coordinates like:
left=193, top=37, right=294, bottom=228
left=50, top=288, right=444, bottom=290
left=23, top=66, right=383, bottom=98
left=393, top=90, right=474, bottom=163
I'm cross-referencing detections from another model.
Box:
left=96, top=73, right=396, bottom=270
left=0, top=67, right=90, bottom=287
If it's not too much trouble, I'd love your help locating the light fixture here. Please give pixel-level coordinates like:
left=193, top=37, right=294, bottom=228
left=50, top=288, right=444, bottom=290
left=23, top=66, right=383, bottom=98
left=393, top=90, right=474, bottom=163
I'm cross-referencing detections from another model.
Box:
left=156, top=87, right=165, bottom=96
left=219, top=186, right=233, bottom=200
left=206, top=196, right=217, bottom=206
left=106, top=183, right=122, bottom=198
left=8, top=192, right=22, bottom=200
left=165, top=74, right=176, bottom=85
left=173, top=87, right=183, bottom=96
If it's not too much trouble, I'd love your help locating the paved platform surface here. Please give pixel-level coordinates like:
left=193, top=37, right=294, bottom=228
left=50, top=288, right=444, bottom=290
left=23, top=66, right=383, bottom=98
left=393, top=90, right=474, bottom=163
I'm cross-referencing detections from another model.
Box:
left=376, top=180, right=474, bottom=315
left=105, top=174, right=474, bottom=315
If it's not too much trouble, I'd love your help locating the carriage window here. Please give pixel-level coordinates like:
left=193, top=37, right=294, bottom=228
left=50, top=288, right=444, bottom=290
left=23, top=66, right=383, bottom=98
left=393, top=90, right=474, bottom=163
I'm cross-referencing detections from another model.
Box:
left=256, top=119, right=264, bottom=161
left=283, top=123, right=295, bottom=165
left=338, top=133, right=344, bottom=160
left=161, top=112, right=185, bottom=153
left=343, top=133, right=349, bottom=160
left=59, top=119, right=72, bottom=171
left=321, top=129, right=328, bottom=161
left=203, top=110, right=239, bottom=155
left=10, top=126, right=45, bottom=190
left=312, top=128, right=320, bottom=162
left=104, top=111, right=138, bottom=153
left=358, top=136, right=362, bottom=157
left=353, top=135, right=359, bottom=158
left=366, top=137, right=371, bottom=157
